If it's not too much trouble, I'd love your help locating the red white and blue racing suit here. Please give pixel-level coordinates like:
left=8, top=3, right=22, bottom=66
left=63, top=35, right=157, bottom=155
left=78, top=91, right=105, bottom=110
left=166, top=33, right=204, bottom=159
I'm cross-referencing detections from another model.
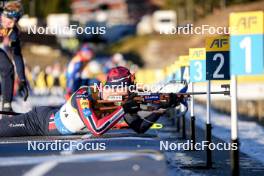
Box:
left=0, top=86, right=162, bottom=137
left=54, top=86, right=125, bottom=136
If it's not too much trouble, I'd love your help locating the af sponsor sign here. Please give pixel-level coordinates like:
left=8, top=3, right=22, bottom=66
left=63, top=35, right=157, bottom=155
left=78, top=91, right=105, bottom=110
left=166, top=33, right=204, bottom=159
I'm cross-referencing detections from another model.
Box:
left=230, top=11, right=264, bottom=75
left=206, top=36, right=230, bottom=80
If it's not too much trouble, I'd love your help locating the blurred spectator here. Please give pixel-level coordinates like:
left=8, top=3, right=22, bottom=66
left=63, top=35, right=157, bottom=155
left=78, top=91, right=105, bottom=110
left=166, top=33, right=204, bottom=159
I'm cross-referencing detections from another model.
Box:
left=45, top=66, right=54, bottom=90
left=35, top=69, right=48, bottom=95
left=104, top=53, right=128, bottom=72
left=24, top=65, right=34, bottom=92
left=12, top=50, right=139, bottom=98
left=59, top=66, right=67, bottom=90
left=112, top=53, right=127, bottom=67
left=50, top=62, right=64, bottom=96
left=66, top=43, right=94, bottom=98
left=81, top=60, right=105, bottom=85
left=32, top=65, right=41, bottom=86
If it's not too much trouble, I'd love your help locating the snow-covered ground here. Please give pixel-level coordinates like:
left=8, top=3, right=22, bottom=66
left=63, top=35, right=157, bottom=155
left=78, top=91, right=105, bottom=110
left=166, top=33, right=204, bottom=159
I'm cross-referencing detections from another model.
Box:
left=192, top=103, right=264, bottom=164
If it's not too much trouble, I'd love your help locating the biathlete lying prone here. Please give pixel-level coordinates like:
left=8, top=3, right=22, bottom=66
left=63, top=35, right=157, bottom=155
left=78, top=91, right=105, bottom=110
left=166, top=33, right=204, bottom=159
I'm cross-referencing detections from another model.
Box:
left=0, top=66, right=187, bottom=137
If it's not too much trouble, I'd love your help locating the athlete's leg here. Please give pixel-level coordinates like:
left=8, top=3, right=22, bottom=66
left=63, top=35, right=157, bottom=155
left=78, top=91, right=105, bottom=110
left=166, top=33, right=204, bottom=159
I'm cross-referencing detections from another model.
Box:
left=0, top=111, right=36, bottom=137
left=33, top=106, right=61, bottom=136
left=0, top=49, right=15, bottom=111
left=0, top=106, right=60, bottom=137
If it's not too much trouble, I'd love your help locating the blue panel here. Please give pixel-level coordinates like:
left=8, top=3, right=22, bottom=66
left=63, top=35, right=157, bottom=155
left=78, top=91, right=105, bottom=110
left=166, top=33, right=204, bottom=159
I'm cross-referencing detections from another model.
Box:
left=206, top=51, right=230, bottom=80
left=231, top=34, right=264, bottom=75
left=190, top=60, right=206, bottom=82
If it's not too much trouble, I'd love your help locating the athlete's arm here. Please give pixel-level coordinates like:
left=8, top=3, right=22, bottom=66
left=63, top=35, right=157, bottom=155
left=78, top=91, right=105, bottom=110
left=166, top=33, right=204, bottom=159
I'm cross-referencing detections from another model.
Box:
left=122, top=98, right=164, bottom=133
left=10, top=27, right=26, bottom=81
left=124, top=111, right=163, bottom=134
left=74, top=87, right=125, bottom=136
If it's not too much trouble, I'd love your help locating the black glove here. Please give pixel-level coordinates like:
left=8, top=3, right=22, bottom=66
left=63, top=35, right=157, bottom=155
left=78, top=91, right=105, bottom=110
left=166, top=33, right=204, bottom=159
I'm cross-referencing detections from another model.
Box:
left=123, top=99, right=140, bottom=114
left=168, top=93, right=180, bottom=107
left=18, top=81, right=29, bottom=101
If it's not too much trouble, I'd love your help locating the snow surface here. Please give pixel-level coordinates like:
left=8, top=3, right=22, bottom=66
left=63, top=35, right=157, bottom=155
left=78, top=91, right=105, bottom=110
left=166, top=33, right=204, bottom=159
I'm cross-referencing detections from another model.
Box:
left=192, top=103, right=264, bottom=164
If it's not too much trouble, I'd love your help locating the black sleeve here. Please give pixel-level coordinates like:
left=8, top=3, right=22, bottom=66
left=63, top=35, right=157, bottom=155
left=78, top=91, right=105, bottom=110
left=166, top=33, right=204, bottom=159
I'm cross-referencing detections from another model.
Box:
left=10, top=27, right=26, bottom=81
left=124, top=112, right=161, bottom=134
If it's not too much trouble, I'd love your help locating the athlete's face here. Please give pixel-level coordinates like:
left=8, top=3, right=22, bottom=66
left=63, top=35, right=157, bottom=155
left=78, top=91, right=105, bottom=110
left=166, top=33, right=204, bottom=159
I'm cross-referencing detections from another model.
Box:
left=1, top=15, right=16, bottom=29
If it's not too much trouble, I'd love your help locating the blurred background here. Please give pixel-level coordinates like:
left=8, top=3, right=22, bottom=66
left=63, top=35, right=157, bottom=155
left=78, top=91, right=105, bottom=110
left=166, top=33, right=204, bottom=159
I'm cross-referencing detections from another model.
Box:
left=3, top=0, right=264, bottom=125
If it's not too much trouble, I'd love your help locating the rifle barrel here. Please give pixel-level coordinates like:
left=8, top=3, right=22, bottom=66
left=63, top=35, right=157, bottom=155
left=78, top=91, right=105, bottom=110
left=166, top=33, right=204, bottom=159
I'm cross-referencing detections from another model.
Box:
left=177, top=91, right=230, bottom=96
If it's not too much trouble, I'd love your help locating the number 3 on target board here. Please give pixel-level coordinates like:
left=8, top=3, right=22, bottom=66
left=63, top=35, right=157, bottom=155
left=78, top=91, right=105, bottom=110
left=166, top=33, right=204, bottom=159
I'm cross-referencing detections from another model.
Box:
left=194, top=61, right=202, bottom=80
left=189, top=48, right=206, bottom=82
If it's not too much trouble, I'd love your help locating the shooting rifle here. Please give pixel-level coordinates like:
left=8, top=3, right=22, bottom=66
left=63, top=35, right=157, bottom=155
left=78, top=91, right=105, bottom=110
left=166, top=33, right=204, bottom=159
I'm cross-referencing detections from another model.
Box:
left=96, top=84, right=230, bottom=111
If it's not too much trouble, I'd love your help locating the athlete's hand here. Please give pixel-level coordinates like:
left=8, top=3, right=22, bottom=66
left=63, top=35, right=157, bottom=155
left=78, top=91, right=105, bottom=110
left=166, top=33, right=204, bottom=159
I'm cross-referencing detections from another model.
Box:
left=159, top=93, right=178, bottom=108
left=168, top=93, right=180, bottom=107
left=122, top=99, right=140, bottom=114
left=18, top=81, right=29, bottom=101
